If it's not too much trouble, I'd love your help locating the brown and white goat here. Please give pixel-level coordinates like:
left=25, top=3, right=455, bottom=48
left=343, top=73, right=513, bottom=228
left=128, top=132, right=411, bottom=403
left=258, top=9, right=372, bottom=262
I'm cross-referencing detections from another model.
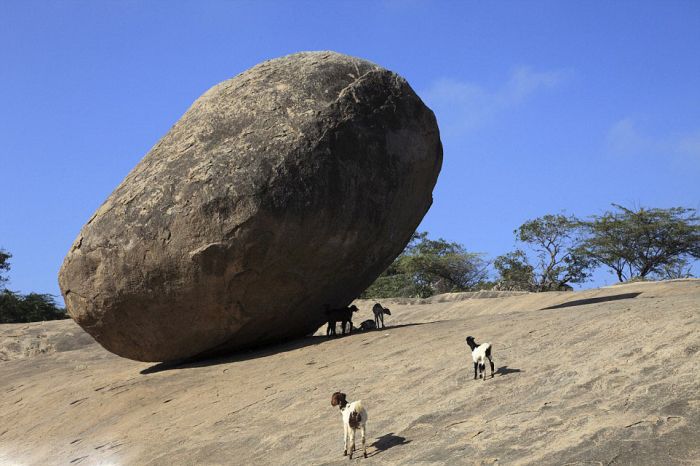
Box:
left=331, top=391, right=368, bottom=459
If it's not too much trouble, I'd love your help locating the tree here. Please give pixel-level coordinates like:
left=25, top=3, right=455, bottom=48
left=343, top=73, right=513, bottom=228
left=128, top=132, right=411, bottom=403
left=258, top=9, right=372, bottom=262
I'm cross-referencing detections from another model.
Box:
left=0, top=290, right=68, bottom=323
left=506, top=214, right=593, bottom=291
left=0, top=248, right=68, bottom=323
left=581, top=205, right=700, bottom=282
left=360, top=232, right=424, bottom=299
left=359, top=254, right=416, bottom=299
left=493, top=249, right=536, bottom=291
left=401, top=234, right=490, bottom=295
left=652, top=258, right=694, bottom=281
left=362, top=232, right=490, bottom=298
left=0, top=249, right=10, bottom=289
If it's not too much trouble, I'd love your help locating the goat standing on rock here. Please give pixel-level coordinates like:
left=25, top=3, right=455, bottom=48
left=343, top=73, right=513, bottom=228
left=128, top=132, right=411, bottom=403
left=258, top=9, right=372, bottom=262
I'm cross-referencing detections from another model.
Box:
left=331, top=392, right=368, bottom=459
left=466, top=336, right=495, bottom=380
left=325, top=305, right=359, bottom=336
left=372, top=303, right=391, bottom=329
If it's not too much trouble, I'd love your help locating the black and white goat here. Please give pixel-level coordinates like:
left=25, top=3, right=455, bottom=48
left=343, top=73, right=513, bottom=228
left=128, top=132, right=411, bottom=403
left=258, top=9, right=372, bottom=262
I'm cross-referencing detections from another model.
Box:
left=372, top=303, right=391, bottom=329
left=465, top=336, right=495, bottom=380
left=331, top=392, right=368, bottom=459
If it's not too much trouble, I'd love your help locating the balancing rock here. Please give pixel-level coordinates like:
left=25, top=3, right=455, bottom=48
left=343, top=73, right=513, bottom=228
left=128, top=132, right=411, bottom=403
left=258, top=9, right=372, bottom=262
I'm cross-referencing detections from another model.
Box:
left=58, top=51, right=442, bottom=361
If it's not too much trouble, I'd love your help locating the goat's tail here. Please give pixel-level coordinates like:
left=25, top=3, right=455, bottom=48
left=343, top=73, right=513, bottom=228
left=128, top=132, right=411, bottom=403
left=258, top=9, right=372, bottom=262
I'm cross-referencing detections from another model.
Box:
left=485, top=343, right=493, bottom=359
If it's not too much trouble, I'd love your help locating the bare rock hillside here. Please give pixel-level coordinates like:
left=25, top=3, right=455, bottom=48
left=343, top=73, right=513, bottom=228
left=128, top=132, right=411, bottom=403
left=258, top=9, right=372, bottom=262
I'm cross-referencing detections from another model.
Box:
left=1, top=280, right=698, bottom=465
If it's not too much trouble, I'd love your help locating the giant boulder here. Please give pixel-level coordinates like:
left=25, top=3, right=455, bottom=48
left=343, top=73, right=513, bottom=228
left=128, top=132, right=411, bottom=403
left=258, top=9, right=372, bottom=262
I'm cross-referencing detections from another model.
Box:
left=58, top=51, right=442, bottom=362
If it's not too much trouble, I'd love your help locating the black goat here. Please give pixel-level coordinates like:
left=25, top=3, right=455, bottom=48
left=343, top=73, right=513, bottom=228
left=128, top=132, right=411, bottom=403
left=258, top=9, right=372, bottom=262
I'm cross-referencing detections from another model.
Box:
left=359, top=319, right=376, bottom=331
left=372, top=303, right=391, bottom=329
left=325, top=304, right=359, bottom=336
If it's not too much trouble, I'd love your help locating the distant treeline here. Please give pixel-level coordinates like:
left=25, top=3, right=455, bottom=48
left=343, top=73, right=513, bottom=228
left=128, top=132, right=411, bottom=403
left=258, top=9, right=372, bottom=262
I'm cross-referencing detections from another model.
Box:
left=362, top=204, right=700, bottom=298
left=0, top=250, right=68, bottom=323
left=1, top=204, right=698, bottom=322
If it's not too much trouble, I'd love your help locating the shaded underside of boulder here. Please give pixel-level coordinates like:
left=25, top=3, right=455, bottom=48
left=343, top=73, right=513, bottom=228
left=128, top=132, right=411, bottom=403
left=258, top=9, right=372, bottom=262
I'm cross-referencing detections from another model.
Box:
left=58, top=51, right=442, bottom=362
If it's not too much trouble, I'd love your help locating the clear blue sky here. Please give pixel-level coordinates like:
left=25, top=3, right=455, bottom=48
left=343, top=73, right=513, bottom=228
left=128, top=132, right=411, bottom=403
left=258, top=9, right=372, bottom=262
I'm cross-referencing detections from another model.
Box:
left=1, top=1, right=699, bottom=302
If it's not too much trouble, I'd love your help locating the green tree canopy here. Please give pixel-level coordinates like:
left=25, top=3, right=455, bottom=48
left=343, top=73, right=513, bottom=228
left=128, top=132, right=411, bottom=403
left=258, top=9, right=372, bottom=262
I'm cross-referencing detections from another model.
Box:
left=0, top=248, right=68, bottom=323
left=362, top=232, right=489, bottom=298
left=497, top=214, right=593, bottom=291
left=493, top=249, right=536, bottom=291
left=0, top=290, right=68, bottom=323
left=652, top=258, right=694, bottom=281
left=581, top=205, right=700, bottom=282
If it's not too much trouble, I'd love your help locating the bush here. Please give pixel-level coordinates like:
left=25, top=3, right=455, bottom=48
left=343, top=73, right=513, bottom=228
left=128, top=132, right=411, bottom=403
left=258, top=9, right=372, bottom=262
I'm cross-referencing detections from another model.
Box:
left=0, top=290, right=68, bottom=323
left=362, top=232, right=489, bottom=298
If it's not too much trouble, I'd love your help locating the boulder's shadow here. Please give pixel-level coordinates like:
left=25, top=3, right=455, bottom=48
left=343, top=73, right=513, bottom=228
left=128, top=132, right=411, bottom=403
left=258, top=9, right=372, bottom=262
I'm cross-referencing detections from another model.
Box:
left=140, top=320, right=441, bottom=375
left=366, top=433, right=411, bottom=457
left=495, top=366, right=522, bottom=376
left=140, top=335, right=328, bottom=374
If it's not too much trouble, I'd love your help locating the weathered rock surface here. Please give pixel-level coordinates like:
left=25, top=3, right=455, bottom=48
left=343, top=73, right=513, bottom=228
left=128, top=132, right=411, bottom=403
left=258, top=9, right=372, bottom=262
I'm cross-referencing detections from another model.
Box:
left=2, top=281, right=699, bottom=464
left=58, top=51, right=442, bottom=362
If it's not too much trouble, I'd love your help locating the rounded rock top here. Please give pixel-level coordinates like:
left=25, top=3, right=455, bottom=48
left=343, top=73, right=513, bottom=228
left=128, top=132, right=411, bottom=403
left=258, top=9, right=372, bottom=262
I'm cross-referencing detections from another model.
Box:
left=59, top=51, right=442, bottom=362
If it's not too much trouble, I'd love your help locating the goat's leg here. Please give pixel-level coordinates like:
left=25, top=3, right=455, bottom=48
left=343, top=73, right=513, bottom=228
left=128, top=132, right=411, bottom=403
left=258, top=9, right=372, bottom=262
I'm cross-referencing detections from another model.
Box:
left=380, top=313, right=384, bottom=328
left=361, top=424, right=367, bottom=458
left=473, top=362, right=478, bottom=380
left=489, top=357, right=495, bottom=378
left=348, top=428, right=356, bottom=459
left=343, top=424, right=348, bottom=456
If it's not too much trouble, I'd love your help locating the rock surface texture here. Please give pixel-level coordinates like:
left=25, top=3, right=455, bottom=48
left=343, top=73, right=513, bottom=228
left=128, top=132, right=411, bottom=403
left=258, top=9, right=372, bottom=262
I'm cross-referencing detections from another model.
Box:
left=2, top=281, right=699, bottom=464
left=58, top=51, right=442, bottom=362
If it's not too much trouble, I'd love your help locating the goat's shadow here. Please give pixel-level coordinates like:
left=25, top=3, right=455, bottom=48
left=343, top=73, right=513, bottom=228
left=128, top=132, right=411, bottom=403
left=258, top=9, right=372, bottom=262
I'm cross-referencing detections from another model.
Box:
left=540, top=292, right=642, bottom=310
left=495, top=366, right=522, bottom=377
left=365, top=433, right=411, bottom=457
left=140, top=320, right=442, bottom=375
